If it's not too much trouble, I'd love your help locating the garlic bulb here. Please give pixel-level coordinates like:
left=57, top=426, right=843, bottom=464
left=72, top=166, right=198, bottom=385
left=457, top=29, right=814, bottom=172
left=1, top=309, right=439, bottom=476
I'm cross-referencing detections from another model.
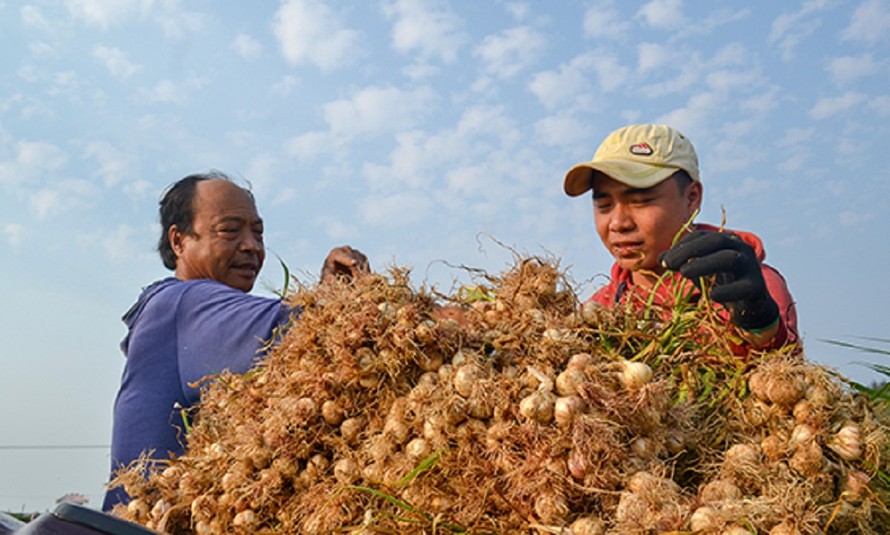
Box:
left=619, top=361, right=652, bottom=390
left=453, top=363, right=484, bottom=398
left=829, top=423, right=862, bottom=461
left=519, top=391, right=555, bottom=424
left=789, top=423, right=817, bottom=446
left=689, top=506, right=720, bottom=532
left=556, top=367, right=586, bottom=396
left=567, top=352, right=594, bottom=370
left=321, top=399, right=345, bottom=426
left=554, top=395, right=585, bottom=427
left=232, top=509, right=257, bottom=529
left=569, top=516, right=605, bottom=535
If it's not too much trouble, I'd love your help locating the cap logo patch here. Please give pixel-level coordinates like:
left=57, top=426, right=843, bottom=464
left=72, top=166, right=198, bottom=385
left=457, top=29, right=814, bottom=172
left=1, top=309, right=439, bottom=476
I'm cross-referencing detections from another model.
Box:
left=629, top=142, right=653, bottom=156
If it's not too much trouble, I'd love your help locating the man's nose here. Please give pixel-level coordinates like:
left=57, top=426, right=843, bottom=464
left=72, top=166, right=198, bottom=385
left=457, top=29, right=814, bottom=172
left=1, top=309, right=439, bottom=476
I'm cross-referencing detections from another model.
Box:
left=239, top=230, right=262, bottom=251
left=608, top=203, right=635, bottom=232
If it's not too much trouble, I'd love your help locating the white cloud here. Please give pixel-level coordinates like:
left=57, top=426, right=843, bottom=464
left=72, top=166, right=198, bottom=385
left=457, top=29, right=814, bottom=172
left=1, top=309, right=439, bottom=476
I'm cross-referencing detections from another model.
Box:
left=841, top=0, right=890, bottom=44
left=21, top=5, right=54, bottom=32
left=740, top=88, right=780, bottom=114
left=708, top=138, right=762, bottom=174
left=809, top=92, right=866, bottom=119
left=657, top=91, right=721, bottom=135
left=474, top=26, right=546, bottom=79
left=92, top=45, right=140, bottom=79
left=839, top=209, right=873, bottom=227
left=154, top=6, right=204, bottom=39
left=123, top=178, right=153, bottom=199
left=582, top=0, right=631, bottom=40
left=101, top=224, right=142, bottom=263
left=29, top=42, right=59, bottom=59
left=138, top=80, right=182, bottom=104
left=529, top=54, right=594, bottom=110
left=273, top=0, right=361, bottom=72
left=504, top=2, right=530, bottom=21
left=322, top=85, right=436, bottom=138
left=136, top=77, right=206, bottom=105
left=285, top=131, right=336, bottom=160
left=637, top=42, right=672, bottom=74
left=84, top=141, right=133, bottom=187
left=48, top=71, right=81, bottom=98
left=636, top=52, right=702, bottom=97
left=65, top=0, right=148, bottom=29
left=362, top=131, right=434, bottom=190
left=359, top=192, right=433, bottom=227
left=637, top=0, right=686, bottom=30
left=401, top=63, right=441, bottom=81
left=313, top=215, right=357, bottom=242
left=383, top=0, right=467, bottom=63
left=2, top=224, right=25, bottom=248
left=726, top=176, right=770, bottom=198
left=30, top=189, right=60, bottom=219
left=590, top=53, right=630, bottom=93
left=17, top=65, right=39, bottom=83
left=705, top=68, right=761, bottom=93
left=777, top=149, right=810, bottom=172
left=362, top=105, right=519, bottom=191
left=444, top=164, right=490, bottom=196
left=241, top=153, right=295, bottom=206
left=534, top=115, right=589, bottom=147
left=779, top=127, right=816, bottom=147
left=0, top=140, right=68, bottom=186
left=682, top=8, right=750, bottom=37
left=231, top=33, right=263, bottom=61
left=271, top=75, right=299, bottom=96
left=827, top=54, right=878, bottom=85
left=65, top=0, right=204, bottom=37
left=869, top=95, right=890, bottom=116
left=528, top=49, right=627, bottom=109
left=29, top=179, right=99, bottom=219
left=769, top=0, right=831, bottom=61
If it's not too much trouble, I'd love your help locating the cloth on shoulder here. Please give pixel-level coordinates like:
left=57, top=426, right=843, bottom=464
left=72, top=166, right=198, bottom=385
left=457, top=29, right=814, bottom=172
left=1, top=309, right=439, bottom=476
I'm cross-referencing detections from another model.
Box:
left=103, top=278, right=291, bottom=511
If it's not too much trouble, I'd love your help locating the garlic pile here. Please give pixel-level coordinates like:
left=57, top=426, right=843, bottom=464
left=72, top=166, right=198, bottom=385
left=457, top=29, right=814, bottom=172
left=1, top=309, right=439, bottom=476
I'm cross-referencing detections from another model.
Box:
left=109, top=257, right=890, bottom=534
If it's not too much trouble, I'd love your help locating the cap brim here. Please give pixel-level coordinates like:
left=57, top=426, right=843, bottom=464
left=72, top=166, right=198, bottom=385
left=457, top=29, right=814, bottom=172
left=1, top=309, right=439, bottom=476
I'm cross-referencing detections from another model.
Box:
left=564, top=160, right=680, bottom=196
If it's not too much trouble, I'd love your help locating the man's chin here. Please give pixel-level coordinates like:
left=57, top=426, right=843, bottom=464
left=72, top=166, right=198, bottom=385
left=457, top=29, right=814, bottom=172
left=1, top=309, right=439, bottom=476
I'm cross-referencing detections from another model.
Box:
left=225, top=276, right=256, bottom=292
left=617, top=257, right=646, bottom=271
left=622, top=258, right=659, bottom=274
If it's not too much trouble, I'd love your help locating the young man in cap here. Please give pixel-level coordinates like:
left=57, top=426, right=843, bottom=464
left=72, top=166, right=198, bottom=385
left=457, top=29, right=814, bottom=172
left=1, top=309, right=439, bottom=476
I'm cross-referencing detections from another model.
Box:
left=564, top=123, right=798, bottom=350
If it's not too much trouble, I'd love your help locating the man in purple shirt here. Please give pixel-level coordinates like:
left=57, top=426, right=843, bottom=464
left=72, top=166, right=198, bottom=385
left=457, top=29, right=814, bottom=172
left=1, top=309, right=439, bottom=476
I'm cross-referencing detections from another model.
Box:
left=103, top=171, right=368, bottom=511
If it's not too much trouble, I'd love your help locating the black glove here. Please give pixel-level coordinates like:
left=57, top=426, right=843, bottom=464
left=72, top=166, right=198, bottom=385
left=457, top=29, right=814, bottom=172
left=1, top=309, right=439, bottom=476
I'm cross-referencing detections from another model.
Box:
left=658, top=230, right=779, bottom=331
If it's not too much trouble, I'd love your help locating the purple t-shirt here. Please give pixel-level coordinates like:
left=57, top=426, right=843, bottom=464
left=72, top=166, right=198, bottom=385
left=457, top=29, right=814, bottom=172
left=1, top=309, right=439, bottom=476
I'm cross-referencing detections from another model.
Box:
left=103, top=278, right=289, bottom=511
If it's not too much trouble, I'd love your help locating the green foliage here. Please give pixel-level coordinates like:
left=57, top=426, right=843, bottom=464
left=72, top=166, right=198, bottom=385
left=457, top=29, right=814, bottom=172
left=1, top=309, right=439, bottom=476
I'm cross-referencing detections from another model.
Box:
left=823, top=337, right=890, bottom=403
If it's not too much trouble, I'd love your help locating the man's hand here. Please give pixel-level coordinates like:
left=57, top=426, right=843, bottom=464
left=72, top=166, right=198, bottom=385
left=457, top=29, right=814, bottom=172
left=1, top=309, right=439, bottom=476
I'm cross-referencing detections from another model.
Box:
left=659, top=230, right=779, bottom=331
left=321, top=245, right=370, bottom=283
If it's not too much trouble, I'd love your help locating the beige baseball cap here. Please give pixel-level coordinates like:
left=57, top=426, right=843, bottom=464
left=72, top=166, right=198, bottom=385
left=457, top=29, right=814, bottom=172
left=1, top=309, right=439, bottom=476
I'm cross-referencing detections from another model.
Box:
left=564, top=123, right=700, bottom=196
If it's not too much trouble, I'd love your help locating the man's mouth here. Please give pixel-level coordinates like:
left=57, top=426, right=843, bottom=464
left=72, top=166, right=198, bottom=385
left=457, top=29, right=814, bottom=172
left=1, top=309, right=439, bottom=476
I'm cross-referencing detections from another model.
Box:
left=611, top=241, right=644, bottom=259
left=232, top=262, right=259, bottom=277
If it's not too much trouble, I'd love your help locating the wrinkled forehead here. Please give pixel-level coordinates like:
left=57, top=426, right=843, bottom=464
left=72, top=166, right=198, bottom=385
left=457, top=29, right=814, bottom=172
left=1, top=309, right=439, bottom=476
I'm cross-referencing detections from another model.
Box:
left=194, top=180, right=261, bottom=220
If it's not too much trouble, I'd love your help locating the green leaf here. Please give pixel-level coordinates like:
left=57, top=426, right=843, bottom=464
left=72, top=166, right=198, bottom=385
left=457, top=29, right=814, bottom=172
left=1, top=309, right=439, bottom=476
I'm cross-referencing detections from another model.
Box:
left=396, top=450, right=442, bottom=486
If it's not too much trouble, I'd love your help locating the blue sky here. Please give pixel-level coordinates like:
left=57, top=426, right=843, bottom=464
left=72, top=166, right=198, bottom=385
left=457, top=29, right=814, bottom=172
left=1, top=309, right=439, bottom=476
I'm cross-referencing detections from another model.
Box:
left=2, top=0, right=888, bottom=513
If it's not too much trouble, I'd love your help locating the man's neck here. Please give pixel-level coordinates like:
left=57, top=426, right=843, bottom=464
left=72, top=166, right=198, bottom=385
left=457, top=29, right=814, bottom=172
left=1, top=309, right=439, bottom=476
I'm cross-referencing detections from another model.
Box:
left=630, top=266, right=666, bottom=290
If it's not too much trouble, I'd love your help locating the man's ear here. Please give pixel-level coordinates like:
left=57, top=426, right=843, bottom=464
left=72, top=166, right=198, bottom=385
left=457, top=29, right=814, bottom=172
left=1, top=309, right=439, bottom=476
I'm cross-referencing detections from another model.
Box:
left=169, top=225, right=185, bottom=259
left=685, top=180, right=703, bottom=213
